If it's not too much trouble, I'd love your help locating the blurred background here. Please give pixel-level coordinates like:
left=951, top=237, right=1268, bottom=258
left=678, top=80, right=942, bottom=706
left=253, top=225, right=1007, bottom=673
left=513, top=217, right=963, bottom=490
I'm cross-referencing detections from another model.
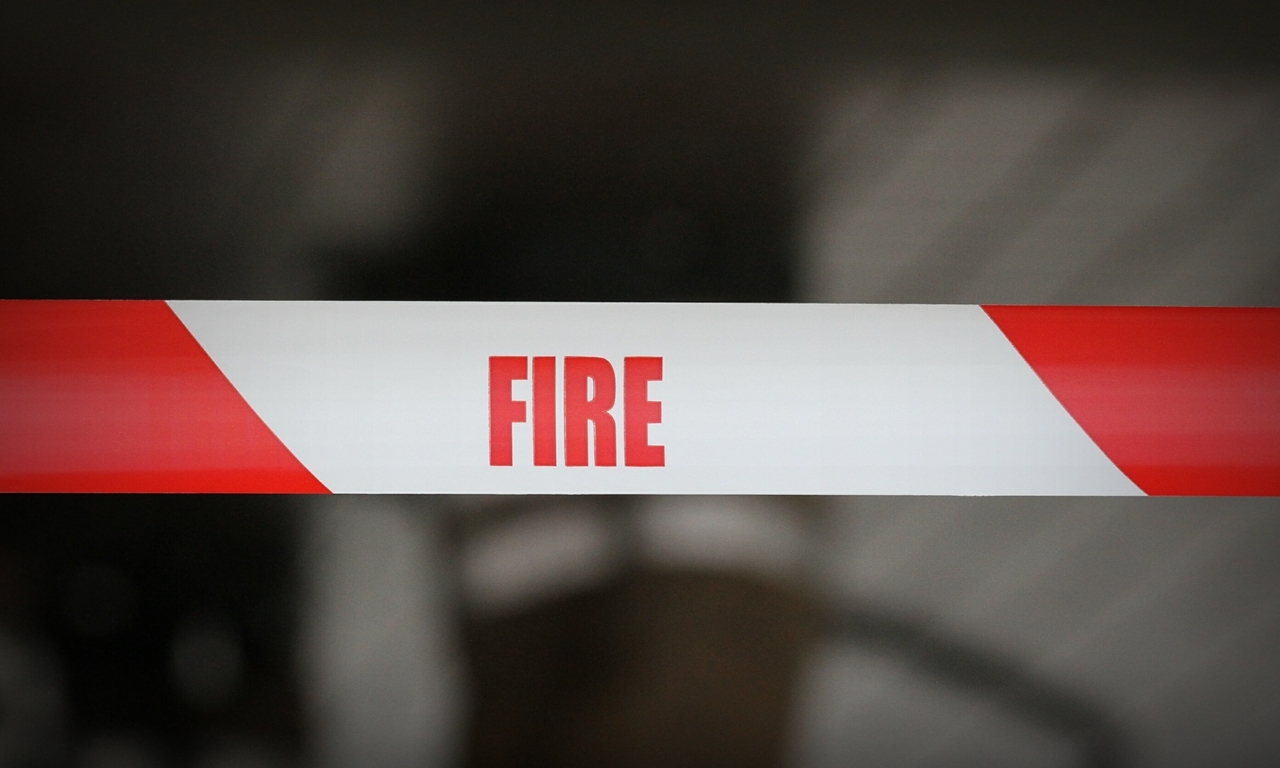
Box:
left=3, top=1, right=1280, bottom=766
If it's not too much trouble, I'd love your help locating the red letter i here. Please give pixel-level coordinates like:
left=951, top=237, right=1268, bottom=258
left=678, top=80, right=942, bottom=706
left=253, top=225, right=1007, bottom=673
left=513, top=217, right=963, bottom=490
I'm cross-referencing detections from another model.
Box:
left=532, top=356, right=557, bottom=466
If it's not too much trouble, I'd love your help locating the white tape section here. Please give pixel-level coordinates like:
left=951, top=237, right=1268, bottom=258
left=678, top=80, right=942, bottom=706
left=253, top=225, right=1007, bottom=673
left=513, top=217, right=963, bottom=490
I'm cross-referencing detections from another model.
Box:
left=168, top=302, right=1140, bottom=495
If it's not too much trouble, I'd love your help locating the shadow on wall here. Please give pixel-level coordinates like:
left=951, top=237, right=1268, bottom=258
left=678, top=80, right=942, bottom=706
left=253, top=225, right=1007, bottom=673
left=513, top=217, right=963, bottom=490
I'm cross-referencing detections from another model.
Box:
left=0, top=496, right=302, bottom=768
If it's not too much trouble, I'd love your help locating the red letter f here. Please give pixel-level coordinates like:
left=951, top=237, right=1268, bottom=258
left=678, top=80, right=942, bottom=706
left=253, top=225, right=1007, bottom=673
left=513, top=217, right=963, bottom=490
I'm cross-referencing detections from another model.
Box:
left=489, top=356, right=527, bottom=466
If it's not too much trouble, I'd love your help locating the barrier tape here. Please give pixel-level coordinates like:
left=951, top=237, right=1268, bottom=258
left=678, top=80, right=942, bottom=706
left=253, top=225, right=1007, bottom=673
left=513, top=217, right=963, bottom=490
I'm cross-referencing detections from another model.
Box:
left=2, top=301, right=1276, bottom=495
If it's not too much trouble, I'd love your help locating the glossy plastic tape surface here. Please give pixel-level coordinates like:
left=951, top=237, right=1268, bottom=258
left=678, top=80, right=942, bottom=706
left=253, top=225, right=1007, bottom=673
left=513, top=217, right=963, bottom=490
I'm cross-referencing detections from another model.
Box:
left=2, top=301, right=1276, bottom=495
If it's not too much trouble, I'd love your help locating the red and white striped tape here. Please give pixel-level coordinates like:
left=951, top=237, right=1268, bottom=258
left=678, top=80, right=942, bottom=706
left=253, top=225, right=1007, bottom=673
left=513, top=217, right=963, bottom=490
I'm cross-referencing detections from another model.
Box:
left=2, top=301, right=1276, bottom=495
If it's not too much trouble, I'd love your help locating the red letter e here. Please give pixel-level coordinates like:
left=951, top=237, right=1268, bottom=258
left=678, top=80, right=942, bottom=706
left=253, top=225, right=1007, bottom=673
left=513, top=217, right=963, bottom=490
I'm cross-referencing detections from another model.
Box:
left=624, top=357, right=664, bottom=467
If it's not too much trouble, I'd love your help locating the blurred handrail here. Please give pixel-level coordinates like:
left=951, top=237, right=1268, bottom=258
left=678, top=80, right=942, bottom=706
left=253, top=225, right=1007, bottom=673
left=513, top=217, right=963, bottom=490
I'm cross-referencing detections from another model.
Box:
left=825, top=603, right=1129, bottom=768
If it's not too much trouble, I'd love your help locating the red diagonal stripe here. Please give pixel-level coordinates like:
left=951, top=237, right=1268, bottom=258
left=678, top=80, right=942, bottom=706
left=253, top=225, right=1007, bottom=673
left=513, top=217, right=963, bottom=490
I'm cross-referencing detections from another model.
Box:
left=984, top=306, right=1280, bottom=496
left=0, top=301, right=328, bottom=493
